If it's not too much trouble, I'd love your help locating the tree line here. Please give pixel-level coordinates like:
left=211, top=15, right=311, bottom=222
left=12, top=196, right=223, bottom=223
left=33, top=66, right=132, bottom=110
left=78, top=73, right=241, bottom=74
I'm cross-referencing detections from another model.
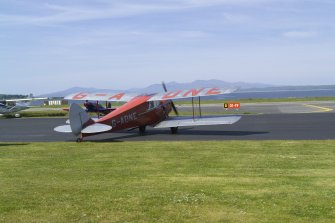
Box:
left=0, top=94, right=28, bottom=100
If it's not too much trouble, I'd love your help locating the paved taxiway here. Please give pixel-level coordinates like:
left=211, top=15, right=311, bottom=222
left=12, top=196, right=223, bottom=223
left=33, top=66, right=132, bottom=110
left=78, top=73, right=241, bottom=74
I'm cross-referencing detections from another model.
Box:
left=177, top=101, right=335, bottom=114
left=1, top=101, right=334, bottom=142
left=1, top=113, right=335, bottom=142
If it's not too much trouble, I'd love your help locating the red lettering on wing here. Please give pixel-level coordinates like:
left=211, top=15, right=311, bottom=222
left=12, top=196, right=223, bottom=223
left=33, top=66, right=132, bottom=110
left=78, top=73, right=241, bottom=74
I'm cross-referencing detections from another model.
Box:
left=162, top=90, right=182, bottom=99
left=206, top=88, right=221, bottom=95
left=73, top=93, right=88, bottom=100
left=182, top=88, right=204, bottom=97
left=108, top=93, right=125, bottom=100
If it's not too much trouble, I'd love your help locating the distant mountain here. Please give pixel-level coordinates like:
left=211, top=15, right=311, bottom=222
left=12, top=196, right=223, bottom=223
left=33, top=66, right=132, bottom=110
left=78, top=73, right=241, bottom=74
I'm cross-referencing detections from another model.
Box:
left=128, top=79, right=273, bottom=93
left=239, top=85, right=335, bottom=92
left=40, top=80, right=274, bottom=97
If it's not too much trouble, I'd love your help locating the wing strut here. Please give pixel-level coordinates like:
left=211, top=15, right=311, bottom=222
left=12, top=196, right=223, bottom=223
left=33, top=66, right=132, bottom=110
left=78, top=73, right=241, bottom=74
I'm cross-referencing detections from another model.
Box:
left=192, top=97, right=194, bottom=120
left=96, top=101, right=100, bottom=119
left=191, top=96, right=202, bottom=120
left=199, top=96, right=202, bottom=118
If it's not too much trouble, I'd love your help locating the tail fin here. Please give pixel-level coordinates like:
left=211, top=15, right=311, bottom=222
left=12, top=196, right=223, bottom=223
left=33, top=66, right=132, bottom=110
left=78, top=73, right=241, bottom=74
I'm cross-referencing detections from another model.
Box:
left=54, top=103, right=112, bottom=137
left=69, top=103, right=92, bottom=136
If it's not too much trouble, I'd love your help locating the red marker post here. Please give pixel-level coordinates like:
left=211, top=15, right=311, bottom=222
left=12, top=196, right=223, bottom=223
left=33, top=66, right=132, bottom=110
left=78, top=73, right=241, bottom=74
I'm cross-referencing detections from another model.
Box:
left=224, top=102, right=240, bottom=110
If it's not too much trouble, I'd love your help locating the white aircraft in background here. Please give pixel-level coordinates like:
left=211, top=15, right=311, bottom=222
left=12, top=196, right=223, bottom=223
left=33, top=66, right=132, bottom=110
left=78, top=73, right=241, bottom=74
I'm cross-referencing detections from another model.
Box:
left=0, top=98, right=47, bottom=117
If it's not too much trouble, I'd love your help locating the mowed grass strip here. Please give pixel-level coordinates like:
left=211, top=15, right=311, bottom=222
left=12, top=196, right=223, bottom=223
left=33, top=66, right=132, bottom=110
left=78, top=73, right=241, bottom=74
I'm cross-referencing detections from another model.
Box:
left=0, top=141, right=334, bottom=222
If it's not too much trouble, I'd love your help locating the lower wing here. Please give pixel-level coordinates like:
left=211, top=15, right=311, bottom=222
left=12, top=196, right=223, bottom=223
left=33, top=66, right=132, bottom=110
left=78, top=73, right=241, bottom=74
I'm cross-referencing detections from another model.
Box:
left=154, top=116, right=241, bottom=128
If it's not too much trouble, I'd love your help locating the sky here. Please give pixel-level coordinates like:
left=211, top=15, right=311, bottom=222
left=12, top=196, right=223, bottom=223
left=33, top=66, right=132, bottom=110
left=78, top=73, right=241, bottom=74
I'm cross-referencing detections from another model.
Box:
left=1, top=0, right=335, bottom=94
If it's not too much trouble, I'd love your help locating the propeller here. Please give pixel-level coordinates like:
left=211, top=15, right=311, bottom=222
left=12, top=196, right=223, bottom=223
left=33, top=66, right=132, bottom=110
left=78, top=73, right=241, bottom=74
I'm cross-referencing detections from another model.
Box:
left=162, top=82, right=179, bottom=116
left=162, top=81, right=168, bottom=92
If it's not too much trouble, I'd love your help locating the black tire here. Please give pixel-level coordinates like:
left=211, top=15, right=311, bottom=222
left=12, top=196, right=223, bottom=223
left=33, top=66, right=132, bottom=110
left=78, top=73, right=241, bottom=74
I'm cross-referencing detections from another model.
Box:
left=139, top=126, right=146, bottom=136
left=170, top=127, right=178, bottom=134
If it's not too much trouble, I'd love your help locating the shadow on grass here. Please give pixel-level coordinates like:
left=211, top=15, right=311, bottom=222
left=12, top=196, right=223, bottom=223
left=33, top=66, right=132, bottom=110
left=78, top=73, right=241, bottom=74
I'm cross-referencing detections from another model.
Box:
left=87, top=129, right=269, bottom=142
left=0, top=143, right=29, bottom=147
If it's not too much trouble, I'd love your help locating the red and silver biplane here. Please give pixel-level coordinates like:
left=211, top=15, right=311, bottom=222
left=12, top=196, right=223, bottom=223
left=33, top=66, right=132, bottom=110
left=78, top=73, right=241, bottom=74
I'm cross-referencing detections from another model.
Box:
left=54, top=83, right=241, bottom=142
left=62, top=100, right=115, bottom=115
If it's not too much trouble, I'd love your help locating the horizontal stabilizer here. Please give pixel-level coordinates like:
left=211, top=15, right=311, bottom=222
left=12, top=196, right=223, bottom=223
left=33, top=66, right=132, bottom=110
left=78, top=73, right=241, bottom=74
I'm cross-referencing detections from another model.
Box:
left=54, top=125, right=72, bottom=133
left=66, top=117, right=99, bottom=124
left=81, top=123, right=112, bottom=134
left=54, top=103, right=112, bottom=137
left=154, top=116, right=241, bottom=128
left=54, top=123, right=111, bottom=134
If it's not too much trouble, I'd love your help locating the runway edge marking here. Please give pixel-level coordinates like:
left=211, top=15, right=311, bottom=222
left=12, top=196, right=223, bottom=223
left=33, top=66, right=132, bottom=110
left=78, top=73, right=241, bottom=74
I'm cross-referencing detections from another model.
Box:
left=303, top=104, right=333, bottom=113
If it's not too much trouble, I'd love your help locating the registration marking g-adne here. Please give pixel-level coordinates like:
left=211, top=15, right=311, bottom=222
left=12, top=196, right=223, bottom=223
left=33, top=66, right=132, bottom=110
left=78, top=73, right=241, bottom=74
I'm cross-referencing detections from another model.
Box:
left=111, top=112, right=138, bottom=127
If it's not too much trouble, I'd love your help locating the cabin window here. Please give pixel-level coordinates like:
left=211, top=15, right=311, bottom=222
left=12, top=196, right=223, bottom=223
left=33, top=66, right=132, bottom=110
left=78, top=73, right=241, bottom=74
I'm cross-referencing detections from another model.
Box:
left=148, top=101, right=160, bottom=110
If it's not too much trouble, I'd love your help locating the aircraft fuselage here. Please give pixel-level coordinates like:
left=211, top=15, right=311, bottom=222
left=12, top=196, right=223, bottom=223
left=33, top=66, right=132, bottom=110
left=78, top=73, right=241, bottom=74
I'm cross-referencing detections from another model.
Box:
left=82, top=95, right=172, bottom=137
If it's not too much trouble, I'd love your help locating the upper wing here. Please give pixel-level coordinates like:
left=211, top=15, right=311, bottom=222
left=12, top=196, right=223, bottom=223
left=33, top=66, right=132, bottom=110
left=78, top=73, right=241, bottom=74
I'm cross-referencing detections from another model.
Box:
left=154, top=115, right=241, bottom=128
left=64, top=92, right=140, bottom=102
left=64, top=87, right=237, bottom=102
left=3, top=97, right=47, bottom=108
left=5, top=97, right=47, bottom=102
left=148, top=87, right=237, bottom=101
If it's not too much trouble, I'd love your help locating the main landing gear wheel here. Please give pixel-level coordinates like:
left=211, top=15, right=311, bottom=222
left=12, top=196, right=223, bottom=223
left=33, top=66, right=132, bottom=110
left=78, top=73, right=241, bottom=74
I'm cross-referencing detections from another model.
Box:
left=139, top=126, right=146, bottom=136
left=170, top=127, right=178, bottom=134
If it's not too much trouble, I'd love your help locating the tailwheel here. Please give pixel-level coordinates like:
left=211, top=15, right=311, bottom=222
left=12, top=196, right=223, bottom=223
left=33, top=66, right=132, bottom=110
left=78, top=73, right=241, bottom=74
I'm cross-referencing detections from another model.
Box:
left=170, top=127, right=178, bottom=134
left=139, top=126, right=146, bottom=136
left=76, top=136, right=83, bottom=143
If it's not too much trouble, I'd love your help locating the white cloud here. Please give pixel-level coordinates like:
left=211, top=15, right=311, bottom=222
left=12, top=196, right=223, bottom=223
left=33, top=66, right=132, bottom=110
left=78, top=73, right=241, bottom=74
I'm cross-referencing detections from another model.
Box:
left=0, top=0, right=278, bottom=26
left=2, top=0, right=335, bottom=93
left=0, top=3, right=179, bottom=25
left=283, top=31, right=318, bottom=38
left=223, top=13, right=253, bottom=23
left=183, top=0, right=272, bottom=5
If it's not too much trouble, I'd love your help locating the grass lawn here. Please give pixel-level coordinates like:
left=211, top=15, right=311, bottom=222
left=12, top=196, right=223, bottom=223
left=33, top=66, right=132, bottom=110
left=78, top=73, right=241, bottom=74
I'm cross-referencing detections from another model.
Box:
left=0, top=141, right=334, bottom=222
left=18, top=110, right=68, bottom=117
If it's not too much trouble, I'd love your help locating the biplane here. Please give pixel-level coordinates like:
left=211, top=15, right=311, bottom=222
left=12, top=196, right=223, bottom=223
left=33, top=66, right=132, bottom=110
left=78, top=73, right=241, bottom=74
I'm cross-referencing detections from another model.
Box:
left=54, top=83, right=241, bottom=142
left=62, top=100, right=115, bottom=115
left=0, top=97, right=47, bottom=117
